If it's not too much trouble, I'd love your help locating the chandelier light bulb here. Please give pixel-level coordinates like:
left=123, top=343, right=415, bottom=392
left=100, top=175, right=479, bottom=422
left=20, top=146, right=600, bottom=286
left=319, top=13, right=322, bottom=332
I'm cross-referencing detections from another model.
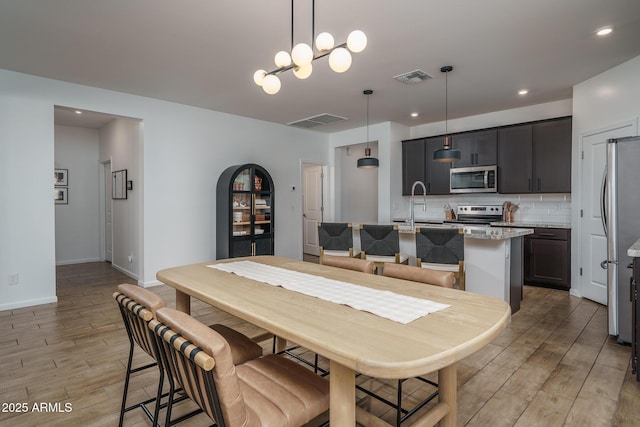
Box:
left=346, top=30, right=367, bottom=53
left=293, top=63, right=313, bottom=79
left=329, top=47, right=352, bottom=73
left=262, top=74, right=281, bottom=95
left=315, top=32, right=335, bottom=51
left=274, top=51, right=292, bottom=68
left=291, top=43, right=313, bottom=66
left=253, top=69, right=266, bottom=86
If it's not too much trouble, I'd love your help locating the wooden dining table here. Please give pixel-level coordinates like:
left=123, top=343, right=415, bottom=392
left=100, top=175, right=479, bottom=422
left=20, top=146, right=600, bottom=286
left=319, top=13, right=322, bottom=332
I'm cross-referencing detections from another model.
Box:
left=156, top=255, right=510, bottom=427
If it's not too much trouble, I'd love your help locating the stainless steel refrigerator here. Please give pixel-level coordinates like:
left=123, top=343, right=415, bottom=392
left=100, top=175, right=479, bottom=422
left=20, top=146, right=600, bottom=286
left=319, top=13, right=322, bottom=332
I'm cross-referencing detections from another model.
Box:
left=602, top=136, right=640, bottom=344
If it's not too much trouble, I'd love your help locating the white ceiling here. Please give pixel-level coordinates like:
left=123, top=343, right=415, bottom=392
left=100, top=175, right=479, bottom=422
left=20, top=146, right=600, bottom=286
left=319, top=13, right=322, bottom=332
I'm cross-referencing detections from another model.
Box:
left=2, top=0, right=640, bottom=132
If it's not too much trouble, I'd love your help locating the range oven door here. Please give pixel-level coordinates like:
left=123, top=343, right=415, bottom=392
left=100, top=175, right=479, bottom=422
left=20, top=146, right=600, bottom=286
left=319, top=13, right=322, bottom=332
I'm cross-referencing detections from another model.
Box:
left=450, top=166, right=497, bottom=193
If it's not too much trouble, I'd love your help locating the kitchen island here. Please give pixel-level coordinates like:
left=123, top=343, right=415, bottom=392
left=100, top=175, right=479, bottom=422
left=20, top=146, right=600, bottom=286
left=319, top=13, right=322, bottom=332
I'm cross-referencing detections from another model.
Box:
left=356, top=222, right=533, bottom=313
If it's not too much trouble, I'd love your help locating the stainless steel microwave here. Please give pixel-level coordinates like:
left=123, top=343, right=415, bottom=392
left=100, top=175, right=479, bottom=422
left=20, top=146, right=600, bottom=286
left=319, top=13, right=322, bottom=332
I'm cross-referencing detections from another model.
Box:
left=450, top=165, right=497, bottom=193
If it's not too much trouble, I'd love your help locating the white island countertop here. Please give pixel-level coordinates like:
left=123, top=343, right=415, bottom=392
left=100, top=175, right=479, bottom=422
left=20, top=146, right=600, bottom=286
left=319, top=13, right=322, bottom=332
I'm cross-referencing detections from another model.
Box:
left=629, top=238, right=640, bottom=257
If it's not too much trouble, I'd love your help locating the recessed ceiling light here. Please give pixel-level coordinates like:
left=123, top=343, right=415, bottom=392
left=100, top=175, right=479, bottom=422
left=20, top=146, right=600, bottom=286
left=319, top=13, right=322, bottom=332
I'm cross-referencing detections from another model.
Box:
left=518, top=89, right=528, bottom=95
left=74, top=110, right=82, bottom=114
left=410, top=112, right=419, bottom=118
left=596, top=26, right=613, bottom=36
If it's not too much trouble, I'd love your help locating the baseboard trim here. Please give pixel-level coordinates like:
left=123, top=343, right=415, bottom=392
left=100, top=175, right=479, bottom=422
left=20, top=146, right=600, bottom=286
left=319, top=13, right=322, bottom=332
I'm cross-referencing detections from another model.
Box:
left=56, top=257, right=101, bottom=266
left=0, top=296, right=58, bottom=311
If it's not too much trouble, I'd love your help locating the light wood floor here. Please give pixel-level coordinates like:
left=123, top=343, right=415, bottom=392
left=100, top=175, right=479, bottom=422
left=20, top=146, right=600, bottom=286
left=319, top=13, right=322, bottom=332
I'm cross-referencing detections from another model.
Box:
left=1, top=261, right=639, bottom=426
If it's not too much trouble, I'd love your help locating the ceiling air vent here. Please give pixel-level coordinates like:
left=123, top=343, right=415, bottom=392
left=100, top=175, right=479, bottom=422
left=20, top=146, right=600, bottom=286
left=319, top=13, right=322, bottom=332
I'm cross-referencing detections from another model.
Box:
left=393, top=69, right=433, bottom=84
left=288, top=113, right=347, bottom=129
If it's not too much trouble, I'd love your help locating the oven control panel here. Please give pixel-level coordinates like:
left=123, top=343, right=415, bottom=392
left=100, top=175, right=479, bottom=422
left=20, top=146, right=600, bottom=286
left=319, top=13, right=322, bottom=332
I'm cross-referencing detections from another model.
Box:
left=456, top=205, right=504, bottom=216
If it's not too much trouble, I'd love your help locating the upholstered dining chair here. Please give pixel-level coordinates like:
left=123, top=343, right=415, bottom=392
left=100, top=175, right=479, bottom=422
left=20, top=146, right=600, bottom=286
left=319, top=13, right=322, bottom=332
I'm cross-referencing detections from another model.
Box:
left=415, top=227, right=465, bottom=290
left=359, top=224, right=408, bottom=272
left=374, top=263, right=454, bottom=425
left=382, top=262, right=455, bottom=288
left=113, top=284, right=262, bottom=427
left=317, top=222, right=357, bottom=262
left=150, top=307, right=330, bottom=427
left=321, top=254, right=375, bottom=274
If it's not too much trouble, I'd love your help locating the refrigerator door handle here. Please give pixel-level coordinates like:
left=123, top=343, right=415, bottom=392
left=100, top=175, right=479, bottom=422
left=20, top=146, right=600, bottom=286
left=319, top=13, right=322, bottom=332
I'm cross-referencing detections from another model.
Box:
left=600, top=167, right=607, bottom=237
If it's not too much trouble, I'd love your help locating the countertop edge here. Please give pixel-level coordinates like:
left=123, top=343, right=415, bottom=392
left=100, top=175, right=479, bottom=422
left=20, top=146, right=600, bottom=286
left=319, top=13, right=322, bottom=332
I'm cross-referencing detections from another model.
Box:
left=628, top=238, right=640, bottom=257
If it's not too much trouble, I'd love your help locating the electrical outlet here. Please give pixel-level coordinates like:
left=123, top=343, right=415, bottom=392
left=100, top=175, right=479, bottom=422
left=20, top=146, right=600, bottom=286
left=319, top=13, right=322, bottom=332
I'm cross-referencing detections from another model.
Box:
left=8, top=273, right=19, bottom=286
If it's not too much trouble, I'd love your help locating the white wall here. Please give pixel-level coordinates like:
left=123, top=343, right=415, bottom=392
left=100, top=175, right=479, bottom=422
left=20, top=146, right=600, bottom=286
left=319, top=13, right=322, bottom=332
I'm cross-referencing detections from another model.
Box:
left=337, top=142, right=378, bottom=223
left=0, top=96, right=57, bottom=309
left=54, top=125, right=101, bottom=265
left=0, top=69, right=328, bottom=309
left=99, top=118, right=142, bottom=278
left=329, top=121, right=406, bottom=224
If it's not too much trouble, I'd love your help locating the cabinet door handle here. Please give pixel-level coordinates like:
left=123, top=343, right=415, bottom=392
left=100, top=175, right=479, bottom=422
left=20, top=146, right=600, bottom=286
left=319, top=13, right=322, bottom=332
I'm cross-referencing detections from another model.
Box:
left=470, top=152, right=474, bottom=164
left=539, top=233, right=556, bottom=237
left=528, top=178, right=531, bottom=191
left=474, top=153, right=479, bottom=164
left=537, top=178, right=541, bottom=191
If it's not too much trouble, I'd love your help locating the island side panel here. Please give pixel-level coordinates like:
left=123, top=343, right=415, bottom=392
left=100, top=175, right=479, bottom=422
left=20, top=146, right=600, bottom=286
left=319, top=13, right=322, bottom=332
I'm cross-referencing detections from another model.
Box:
left=465, top=238, right=511, bottom=303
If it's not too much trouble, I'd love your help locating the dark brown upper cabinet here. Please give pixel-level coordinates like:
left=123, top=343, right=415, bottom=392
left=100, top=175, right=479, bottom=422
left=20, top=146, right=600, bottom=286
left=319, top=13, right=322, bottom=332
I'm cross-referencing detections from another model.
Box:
left=452, top=129, right=498, bottom=168
left=498, top=117, right=572, bottom=193
left=402, top=137, right=451, bottom=195
left=533, top=118, right=572, bottom=193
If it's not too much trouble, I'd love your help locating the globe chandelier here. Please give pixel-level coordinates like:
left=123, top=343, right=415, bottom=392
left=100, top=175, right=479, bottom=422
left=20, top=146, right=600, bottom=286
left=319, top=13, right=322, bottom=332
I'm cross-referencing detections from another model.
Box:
left=253, top=0, right=367, bottom=95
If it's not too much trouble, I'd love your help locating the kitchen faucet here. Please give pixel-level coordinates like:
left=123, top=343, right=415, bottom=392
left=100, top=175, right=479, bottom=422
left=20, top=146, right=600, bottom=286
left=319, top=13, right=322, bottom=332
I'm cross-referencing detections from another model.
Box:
left=410, top=181, right=427, bottom=229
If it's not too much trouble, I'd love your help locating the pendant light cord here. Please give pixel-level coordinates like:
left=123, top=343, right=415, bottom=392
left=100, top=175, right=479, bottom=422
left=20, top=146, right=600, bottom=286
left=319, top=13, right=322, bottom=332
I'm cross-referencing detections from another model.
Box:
left=445, top=70, right=448, bottom=135
left=366, top=92, right=370, bottom=147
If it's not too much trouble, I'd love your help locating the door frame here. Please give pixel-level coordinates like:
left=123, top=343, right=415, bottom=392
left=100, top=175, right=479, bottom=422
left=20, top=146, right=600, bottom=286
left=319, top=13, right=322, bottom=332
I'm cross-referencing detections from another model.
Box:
left=99, top=159, right=112, bottom=262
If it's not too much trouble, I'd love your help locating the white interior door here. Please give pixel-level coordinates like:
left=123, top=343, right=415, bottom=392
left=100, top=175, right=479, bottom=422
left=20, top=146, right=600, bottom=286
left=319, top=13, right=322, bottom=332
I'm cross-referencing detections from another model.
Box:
left=303, top=164, right=324, bottom=256
left=579, top=122, right=635, bottom=304
left=104, top=162, right=113, bottom=262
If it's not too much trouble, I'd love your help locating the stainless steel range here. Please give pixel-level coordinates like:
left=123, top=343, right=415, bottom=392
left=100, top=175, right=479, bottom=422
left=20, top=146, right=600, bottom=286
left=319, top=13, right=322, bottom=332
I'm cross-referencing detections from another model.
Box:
left=446, top=204, right=503, bottom=225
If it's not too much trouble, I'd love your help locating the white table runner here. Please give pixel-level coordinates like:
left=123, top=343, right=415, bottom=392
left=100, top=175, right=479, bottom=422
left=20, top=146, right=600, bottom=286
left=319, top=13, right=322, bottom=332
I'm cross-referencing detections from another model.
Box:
left=208, top=260, right=450, bottom=324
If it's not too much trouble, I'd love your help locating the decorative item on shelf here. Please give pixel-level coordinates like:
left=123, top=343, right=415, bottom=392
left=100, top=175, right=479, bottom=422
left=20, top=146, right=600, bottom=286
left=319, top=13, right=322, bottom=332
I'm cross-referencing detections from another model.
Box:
left=253, top=0, right=367, bottom=95
left=433, top=65, right=462, bottom=163
left=233, top=211, right=243, bottom=222
left=254, top=175, right=262, bottom=191
left=256, top=213, right=266, bottom=221
left=357, top=89, right=379, bottom=169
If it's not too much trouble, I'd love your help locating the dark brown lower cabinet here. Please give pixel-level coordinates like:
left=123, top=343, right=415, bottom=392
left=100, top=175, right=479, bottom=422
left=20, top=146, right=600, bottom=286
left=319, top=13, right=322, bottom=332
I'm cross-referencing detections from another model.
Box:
left=524, top=228, right=570, bottom=290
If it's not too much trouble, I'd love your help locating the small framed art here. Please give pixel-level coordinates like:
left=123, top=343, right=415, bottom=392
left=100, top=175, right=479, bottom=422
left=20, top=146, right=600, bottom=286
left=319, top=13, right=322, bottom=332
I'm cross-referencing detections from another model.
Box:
left=54, top=169, right=68, bottom=186
left=55, top=187, right=68, bottom=204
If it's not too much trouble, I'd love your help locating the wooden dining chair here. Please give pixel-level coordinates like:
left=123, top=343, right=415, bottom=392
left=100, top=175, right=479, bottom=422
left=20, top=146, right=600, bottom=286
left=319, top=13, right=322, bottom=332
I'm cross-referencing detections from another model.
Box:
left=416, top=226, right=465, bottom=290
left=359, top=224, right=408, bottom=272
left=113, top=284, right=262, bottom=427
left=150, top=307, right=330, bottom=427
left=318, top=222, right=358, bottom=262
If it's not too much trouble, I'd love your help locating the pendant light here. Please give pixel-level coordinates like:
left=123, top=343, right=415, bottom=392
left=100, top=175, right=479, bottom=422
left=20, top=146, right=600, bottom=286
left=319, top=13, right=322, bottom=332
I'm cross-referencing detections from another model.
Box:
left=357, top=89, right=379, bottom=168
left=433, top=65, right=461, bottom=162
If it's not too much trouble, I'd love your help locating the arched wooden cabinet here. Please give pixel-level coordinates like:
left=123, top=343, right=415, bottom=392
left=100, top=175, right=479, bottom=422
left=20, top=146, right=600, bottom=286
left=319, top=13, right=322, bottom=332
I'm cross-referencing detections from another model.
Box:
left=216, top=164, right=274, bottom=259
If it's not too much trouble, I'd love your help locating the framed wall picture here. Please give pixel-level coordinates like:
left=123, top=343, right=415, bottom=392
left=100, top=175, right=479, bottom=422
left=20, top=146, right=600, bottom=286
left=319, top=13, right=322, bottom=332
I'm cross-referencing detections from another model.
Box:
left=112, top=169, right=128, bottom=199
left=55, top=187, right=68, bottom=204
left=54, top=169, right=68, bottom=186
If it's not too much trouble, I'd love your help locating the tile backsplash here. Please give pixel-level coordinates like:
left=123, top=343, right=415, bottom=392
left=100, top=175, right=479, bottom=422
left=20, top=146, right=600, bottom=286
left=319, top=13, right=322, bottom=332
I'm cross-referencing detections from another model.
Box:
left=397, top=193, right=571, bottom=224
